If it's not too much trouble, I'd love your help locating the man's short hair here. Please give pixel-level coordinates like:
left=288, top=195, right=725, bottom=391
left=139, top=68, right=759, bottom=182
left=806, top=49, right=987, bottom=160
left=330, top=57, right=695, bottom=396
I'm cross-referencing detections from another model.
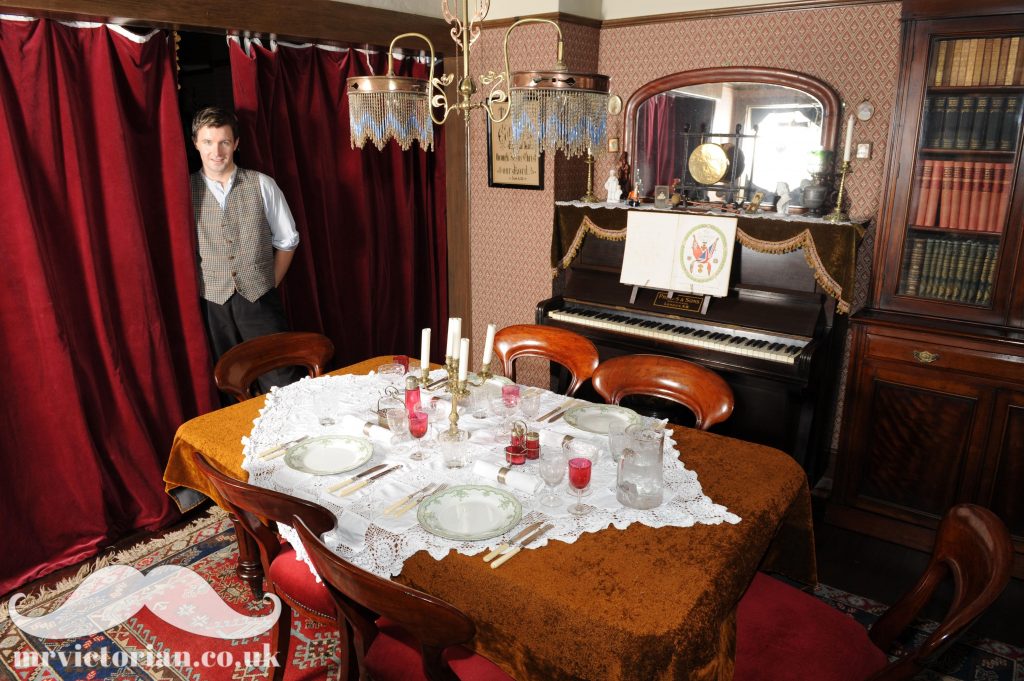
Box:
left=191, top=107, right=239, bottom=141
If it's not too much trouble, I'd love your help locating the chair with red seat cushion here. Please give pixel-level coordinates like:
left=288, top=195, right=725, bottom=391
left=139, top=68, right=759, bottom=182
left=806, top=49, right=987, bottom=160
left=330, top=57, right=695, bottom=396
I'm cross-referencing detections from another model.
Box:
left=493, top=324, right=599, bottom=396
left=191, top=452, right=340, bottom=681
left=735, top=504, right=1013, bottom=681
left=292, top=516, right=515, bottom=681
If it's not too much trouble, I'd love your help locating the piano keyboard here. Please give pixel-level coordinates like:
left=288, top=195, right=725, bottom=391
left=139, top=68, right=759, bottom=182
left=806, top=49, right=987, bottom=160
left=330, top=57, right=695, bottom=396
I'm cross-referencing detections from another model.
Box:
left=548, top=305, right=808, bottom=365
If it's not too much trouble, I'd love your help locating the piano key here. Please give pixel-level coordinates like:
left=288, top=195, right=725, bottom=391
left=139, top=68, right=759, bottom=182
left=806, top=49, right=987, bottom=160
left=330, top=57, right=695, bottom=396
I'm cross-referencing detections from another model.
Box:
left=546, top=306, right=807, bottom=365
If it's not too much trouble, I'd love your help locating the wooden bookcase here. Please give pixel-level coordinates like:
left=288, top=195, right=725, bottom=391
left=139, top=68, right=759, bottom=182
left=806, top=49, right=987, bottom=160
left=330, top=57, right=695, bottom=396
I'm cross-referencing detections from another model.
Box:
left=829, top=1, right=1024, bottom=578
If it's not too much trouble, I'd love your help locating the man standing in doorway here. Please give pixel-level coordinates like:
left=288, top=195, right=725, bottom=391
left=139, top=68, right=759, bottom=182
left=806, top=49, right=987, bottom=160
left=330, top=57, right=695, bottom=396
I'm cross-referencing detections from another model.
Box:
left=190, top=106, right=300, bottom=393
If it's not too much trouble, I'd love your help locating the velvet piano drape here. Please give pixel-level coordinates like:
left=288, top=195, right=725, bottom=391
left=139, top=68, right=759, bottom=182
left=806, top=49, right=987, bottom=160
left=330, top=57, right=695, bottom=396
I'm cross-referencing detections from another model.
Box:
left=0, top=19, right=216, bottom=594
left=229, top=41, right=448, bottom=365
left=637, top=93, right=681, bottom=193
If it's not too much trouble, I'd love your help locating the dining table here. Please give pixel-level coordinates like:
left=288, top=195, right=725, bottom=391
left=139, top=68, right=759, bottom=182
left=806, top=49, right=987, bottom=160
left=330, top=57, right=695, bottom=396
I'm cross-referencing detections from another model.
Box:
left=163, top=356, right=816, bottom=681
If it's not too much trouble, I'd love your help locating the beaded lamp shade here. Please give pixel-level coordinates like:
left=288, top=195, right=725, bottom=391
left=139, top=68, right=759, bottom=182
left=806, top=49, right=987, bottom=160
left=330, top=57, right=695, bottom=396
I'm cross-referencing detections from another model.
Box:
left=347, top=75, right=433, bottom=151
left=508, top=71, right=610, bottom=158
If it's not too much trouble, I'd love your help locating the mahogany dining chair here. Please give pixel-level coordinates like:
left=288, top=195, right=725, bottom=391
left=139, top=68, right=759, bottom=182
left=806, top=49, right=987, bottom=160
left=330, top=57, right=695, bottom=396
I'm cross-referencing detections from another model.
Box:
left=292, top=516, right=514, bottom=681
left=214, top=331, right=334, bottom=402
left=734, top=504, right=1013, bottom=681
left=493, top=324, right=599, bottom=396
left=591, top=353, right=734, bottom=430
left=191, top=452, right=341, bottom=681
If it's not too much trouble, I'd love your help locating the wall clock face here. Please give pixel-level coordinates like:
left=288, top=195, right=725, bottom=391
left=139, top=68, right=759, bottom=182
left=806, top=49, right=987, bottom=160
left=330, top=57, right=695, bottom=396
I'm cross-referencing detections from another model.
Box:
left=856, top=100, right=874, bottom=121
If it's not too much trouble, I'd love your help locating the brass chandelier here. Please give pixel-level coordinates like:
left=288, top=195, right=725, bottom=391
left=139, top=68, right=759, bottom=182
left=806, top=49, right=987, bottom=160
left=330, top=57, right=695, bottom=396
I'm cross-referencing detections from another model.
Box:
left=347, top=0, right=612, bottom=158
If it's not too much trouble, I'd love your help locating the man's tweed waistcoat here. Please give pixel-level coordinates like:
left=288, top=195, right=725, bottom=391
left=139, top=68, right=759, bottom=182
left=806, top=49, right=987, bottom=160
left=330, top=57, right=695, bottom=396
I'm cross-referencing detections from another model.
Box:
left=191, top=168, right=275, bottom=305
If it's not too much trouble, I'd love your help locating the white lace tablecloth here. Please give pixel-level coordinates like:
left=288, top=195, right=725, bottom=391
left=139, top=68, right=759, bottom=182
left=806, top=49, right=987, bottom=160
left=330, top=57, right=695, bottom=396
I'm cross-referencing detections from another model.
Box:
left=241, top=370, right=740, bottom=579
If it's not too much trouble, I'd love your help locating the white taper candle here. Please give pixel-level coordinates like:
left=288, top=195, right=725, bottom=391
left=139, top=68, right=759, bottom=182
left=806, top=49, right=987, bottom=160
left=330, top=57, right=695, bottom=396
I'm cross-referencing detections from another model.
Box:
left=843, top=114, right=855, bottom=163
left=481, top=323, right=497, bottom=366
left=458, top=339, right=470, bottom=381
left=420, top=328, right=431, bottom=370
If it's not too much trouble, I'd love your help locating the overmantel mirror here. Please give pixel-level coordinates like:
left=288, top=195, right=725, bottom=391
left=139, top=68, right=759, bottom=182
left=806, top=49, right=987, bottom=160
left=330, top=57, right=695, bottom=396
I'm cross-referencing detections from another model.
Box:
left=623, top=67, right=841, bottom=211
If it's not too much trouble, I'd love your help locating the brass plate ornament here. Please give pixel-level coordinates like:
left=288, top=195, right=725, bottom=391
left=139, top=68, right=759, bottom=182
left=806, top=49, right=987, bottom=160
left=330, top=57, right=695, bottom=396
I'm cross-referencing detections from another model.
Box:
left=688, top=143, right=730, bottom=185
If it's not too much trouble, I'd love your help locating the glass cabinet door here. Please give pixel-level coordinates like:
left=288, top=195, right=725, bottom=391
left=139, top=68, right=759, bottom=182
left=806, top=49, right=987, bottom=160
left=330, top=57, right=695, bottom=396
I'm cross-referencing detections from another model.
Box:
left=898, top=34, right=1023, bottom=307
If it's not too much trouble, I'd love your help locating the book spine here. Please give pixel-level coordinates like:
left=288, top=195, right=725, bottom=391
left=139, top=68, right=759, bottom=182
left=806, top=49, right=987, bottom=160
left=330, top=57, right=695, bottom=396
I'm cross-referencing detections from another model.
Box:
left=941, top=96, right=959, bottom=149
left=1001, top=96, right=1019, bottom=151
left=936, top=239, right=954, bottom=299
left=968, top=162, right=986, bottom=230
left=971, top=38, right=984, bottom=87
left=1015, top=36, right=1024, bottom=85
left=934, top=39, right=949, bottom=86
left=920, top=238, right=938, bottom=298
left=929, top=95, right=946, bottom=148
left=977, top=162, right=994, bottom=231
left=913, top=160, right=930, bottom=226
left=984, top=164, right=1002, bottom=233
left=976, top=243, right=998, bottom=305
left=981, top=38, right=994, bottom=86
left=970, top=95, right=988, bottom=150
left=994, top=163, right=1012, bottom=233
left=955, top=95, right=975, bottom=150
left=985, top=95, right=1005, bottom=151
left=963, top=241, right=984, bottom=303
left=938, top=162, right=955, bottom=228
left=903, top=237, right=926, bottom=296
left=951, top=41, right=965, bottom=87
left=958, top=162, right=976, bottom=229
left=946, top=241, right=962, bottom=301
left=996, top=38, right=1010, bottom=86
left=925, top=159, right=943, bottom=227
left=1003, top=37, right=1019, bottom=85
left=949, top=162, right=964, bottom=229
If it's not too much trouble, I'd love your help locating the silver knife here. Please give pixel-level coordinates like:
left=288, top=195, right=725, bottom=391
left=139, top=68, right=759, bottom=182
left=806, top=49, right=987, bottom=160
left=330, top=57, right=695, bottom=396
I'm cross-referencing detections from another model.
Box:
left=326, top=463, right=389, bottom=492
left=257, top=435, right=310, bottom=460
left=426, top=376, right=449, bottom=390
left=335, top=465, right=403, bottom=496
left=482, top=520, right=544, bottom=563
left=491, top=523, right=554, bottom=569
left=538, top=398, right=573, bottom=422
left=547, top=400, right=577, bottom=423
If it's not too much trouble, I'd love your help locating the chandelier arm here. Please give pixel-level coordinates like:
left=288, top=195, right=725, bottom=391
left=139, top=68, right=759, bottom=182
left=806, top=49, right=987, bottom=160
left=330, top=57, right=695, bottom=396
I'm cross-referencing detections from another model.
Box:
left=386, top=31, right=450, bottom=126
left=488, top=17, right=565, bottom=123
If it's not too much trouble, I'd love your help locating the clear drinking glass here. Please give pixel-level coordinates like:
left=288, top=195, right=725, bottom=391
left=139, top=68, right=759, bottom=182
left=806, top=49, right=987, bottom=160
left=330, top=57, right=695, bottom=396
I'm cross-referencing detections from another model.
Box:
left=537, top=449, right=566, bottom=507
left=607, top=420, right=631, bottom=463
left=519, top=389, right=541, bottom=421
left=438, top=428, right=471, bottom=468
left=385, top=407, right=408, bottom=444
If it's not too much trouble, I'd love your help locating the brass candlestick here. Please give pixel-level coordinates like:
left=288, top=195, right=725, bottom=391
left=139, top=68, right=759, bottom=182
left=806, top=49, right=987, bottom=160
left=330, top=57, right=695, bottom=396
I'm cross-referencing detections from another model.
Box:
left=580, top=150, right=599, bottom=203
left=447, top=377, right=469, bottom=434
left=417, top=365, right=431, bottom=387
left=825, top=161, right=851, bottom=223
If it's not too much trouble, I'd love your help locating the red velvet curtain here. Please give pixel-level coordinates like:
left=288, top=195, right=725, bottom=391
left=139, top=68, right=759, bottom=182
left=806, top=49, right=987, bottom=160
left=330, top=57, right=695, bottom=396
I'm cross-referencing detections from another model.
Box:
left=639, top=93, right=681, bottom=192
left=230, top=41, right=448, bottom=364
left=0, top=19, right=216, bottom=594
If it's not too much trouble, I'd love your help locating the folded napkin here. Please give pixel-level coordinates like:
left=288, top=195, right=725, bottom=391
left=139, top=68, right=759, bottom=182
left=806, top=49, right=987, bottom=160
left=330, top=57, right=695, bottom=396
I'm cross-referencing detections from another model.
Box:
left=338, top=415, right=393, bottom=445
left=538, top=429, right=603, bottom=451
left=472, top=460, right=542, bottom=495
left=468, top=428, right=501, bottom=444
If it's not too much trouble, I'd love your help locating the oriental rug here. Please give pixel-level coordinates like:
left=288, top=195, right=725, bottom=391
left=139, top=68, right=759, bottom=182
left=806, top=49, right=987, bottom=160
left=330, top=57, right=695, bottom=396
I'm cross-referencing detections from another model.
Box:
left=0, top=506, right=1020, bottom=680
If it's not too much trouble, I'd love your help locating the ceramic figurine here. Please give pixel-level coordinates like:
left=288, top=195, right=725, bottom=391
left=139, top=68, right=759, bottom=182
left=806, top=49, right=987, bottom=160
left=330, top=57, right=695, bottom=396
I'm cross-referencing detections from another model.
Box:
left=604, top=169, right=622, bottom=203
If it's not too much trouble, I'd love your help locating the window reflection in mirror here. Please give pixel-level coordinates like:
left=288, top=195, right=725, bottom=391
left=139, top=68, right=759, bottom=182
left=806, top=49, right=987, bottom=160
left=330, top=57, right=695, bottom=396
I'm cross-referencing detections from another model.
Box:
left=633, top=82, right=825, bottom=205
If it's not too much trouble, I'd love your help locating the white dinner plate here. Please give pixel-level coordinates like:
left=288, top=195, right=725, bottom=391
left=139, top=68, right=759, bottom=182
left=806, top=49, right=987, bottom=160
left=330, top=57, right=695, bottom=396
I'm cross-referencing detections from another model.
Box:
left=563, top=405, right=640, bottom=434
left=417, top=485, right=523, bottom=541
left=284, top=435, right=373, bottom=475
left=467, top=373, right=514, bottom=388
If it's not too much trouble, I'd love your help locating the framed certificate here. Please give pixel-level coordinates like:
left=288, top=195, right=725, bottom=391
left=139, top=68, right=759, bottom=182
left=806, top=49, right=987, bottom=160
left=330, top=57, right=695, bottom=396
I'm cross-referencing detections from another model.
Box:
left=486, top=102, right=544, bottom=190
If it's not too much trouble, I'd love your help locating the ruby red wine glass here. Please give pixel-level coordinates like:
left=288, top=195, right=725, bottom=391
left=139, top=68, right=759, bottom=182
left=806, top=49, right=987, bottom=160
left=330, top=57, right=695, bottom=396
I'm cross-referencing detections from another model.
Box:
left=567, top=457, right=592, bottom=516
left=407, top=409, right=430, bottom=461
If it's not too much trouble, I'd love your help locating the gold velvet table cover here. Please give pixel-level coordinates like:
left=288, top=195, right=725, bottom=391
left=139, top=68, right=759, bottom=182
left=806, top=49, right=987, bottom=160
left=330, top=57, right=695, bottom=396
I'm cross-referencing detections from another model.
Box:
left=164, top=356, right=815, bottom=681
left=552, top=203, right=865, bottom=314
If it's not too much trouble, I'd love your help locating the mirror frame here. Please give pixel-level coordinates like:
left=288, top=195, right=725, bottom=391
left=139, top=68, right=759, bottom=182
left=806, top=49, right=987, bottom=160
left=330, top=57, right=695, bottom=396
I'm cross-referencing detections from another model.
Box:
left=623, top=66, right=842, bottom=188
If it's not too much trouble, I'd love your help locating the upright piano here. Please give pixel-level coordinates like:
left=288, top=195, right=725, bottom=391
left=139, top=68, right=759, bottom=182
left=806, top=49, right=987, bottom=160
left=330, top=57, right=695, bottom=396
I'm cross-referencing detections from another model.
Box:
left=540, top=204, right=865, bottom=483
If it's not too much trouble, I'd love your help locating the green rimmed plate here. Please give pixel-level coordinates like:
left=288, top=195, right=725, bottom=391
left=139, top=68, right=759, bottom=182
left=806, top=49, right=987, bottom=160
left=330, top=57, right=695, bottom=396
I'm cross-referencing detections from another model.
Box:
left=284, top=435, right=373, bottom=475
left=563, top=404, right=640, bottom=434
left=417, top=485, right=522, bottom=541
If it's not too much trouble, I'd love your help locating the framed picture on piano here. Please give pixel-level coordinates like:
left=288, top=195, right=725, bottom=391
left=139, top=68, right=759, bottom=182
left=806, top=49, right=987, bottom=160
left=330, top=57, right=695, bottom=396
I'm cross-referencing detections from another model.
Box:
left=486, top=101, right=544, bottom=190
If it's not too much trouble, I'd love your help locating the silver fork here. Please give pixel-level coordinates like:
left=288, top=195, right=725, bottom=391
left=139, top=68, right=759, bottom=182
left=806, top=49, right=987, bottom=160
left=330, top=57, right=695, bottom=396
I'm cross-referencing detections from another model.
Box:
left=392, top=482, right=449, bottom=517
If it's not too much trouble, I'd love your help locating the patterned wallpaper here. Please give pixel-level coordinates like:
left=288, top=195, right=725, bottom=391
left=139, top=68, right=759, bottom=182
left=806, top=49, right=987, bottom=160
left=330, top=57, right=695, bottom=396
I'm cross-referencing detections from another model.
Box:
left=468, top=3, right=901, bottom=392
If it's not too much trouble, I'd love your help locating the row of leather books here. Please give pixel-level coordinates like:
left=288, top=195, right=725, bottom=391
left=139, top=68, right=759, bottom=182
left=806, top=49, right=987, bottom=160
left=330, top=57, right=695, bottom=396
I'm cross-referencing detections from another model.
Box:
left=922, top=94, right=1021, bottom=151
left=931, top=36, right=1024, bottom=87
left=899, top=236, right=998, bottom=305
left=911, top=160, right=1012, bottom=232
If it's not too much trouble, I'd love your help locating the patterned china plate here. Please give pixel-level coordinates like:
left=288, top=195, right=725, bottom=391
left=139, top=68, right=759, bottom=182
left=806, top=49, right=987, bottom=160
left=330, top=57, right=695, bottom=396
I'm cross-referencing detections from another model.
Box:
left=284, top=435, right=373, bottom=475
left=563, top=405, right=640, bottom=434
left=417, top=485, right=523, bottom=541
left=467, top=373, right=514, bottom=387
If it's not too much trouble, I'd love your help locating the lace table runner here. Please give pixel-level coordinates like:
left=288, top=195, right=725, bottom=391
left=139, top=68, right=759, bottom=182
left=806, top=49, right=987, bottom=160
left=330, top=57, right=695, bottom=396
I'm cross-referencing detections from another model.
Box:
left=242, top=370, right=740, bottom=579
